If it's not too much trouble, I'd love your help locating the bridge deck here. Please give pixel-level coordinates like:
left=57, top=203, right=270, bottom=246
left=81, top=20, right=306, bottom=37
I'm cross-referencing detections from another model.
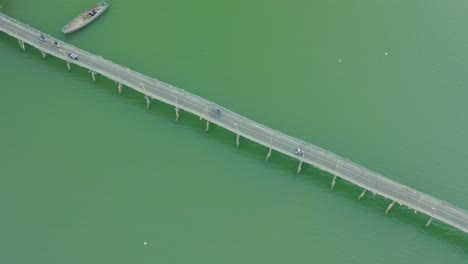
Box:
left=1, top=13, right=466, bottom=233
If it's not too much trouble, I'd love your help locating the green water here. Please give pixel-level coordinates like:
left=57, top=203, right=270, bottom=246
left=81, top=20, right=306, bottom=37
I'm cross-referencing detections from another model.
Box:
left=1, top=0, right=467, bottom=263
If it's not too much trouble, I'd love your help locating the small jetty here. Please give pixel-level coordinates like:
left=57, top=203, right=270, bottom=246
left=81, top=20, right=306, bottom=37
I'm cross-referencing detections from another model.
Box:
left=0, top=12, right=467, bottom=233
left=61, top=1, right=108, bottom=34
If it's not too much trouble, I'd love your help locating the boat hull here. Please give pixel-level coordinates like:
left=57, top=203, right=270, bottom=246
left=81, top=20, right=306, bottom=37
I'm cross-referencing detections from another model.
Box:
left=61, top=1, right=109, bottom=34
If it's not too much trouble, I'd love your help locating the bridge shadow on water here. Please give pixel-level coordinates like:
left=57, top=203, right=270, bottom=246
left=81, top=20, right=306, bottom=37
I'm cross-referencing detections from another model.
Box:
left=2, top=33, right=467, bottom=252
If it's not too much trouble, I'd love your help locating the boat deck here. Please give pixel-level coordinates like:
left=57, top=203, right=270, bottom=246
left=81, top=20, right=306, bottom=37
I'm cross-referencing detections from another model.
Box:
left=61, top=2, right=108, bottom=33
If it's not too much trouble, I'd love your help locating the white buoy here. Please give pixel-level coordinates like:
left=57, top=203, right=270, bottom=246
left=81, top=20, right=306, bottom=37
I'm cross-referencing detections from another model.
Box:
left=338, top=59, right=342, bottom=62
left=144, top=242, right=148, bottom=246
left=384, top=52, right=388, bottom=56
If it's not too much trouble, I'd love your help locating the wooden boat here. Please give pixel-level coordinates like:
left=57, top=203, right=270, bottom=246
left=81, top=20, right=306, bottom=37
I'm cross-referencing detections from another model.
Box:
left=61, top=1, right=109, bottom=34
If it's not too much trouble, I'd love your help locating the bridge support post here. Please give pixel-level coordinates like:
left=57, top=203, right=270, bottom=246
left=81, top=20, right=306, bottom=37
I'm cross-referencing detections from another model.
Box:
left=385, top=200, right=396, bottom=214
left=426, top=207, right=436, bottom=227
left=234, top=123, right=240, bottom=148
left=18, top=39, right=25, bottom=51
left=175, top=107, right=180, bottom=122
left=40, top=50, right=46, bottom=59
left=91, top=71, right=96, bottom=82
left=145, top=95, right=151, bottom=109
left=297, top=159, right=303, bottom=174
left=265, top=148, right=272, bottom=161
left=331, top=175, right=337, bottom=190
left=205, top=120, right=210, bottom=132
left=358, top=189, right=366, bottom=200
left=66, top=60, right=71, bottom=71
left=426, top=216, right=433, bottom=227
left=118, top=82, right=122, bottom=94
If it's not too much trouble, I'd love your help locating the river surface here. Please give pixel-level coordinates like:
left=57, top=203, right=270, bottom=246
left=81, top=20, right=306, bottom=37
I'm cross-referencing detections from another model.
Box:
left=1, top=0, right=467, bottom=263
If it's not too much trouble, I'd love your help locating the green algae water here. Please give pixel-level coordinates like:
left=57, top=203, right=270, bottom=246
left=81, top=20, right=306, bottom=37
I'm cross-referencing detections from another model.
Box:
left=1, top=0, right=467, bottom=263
